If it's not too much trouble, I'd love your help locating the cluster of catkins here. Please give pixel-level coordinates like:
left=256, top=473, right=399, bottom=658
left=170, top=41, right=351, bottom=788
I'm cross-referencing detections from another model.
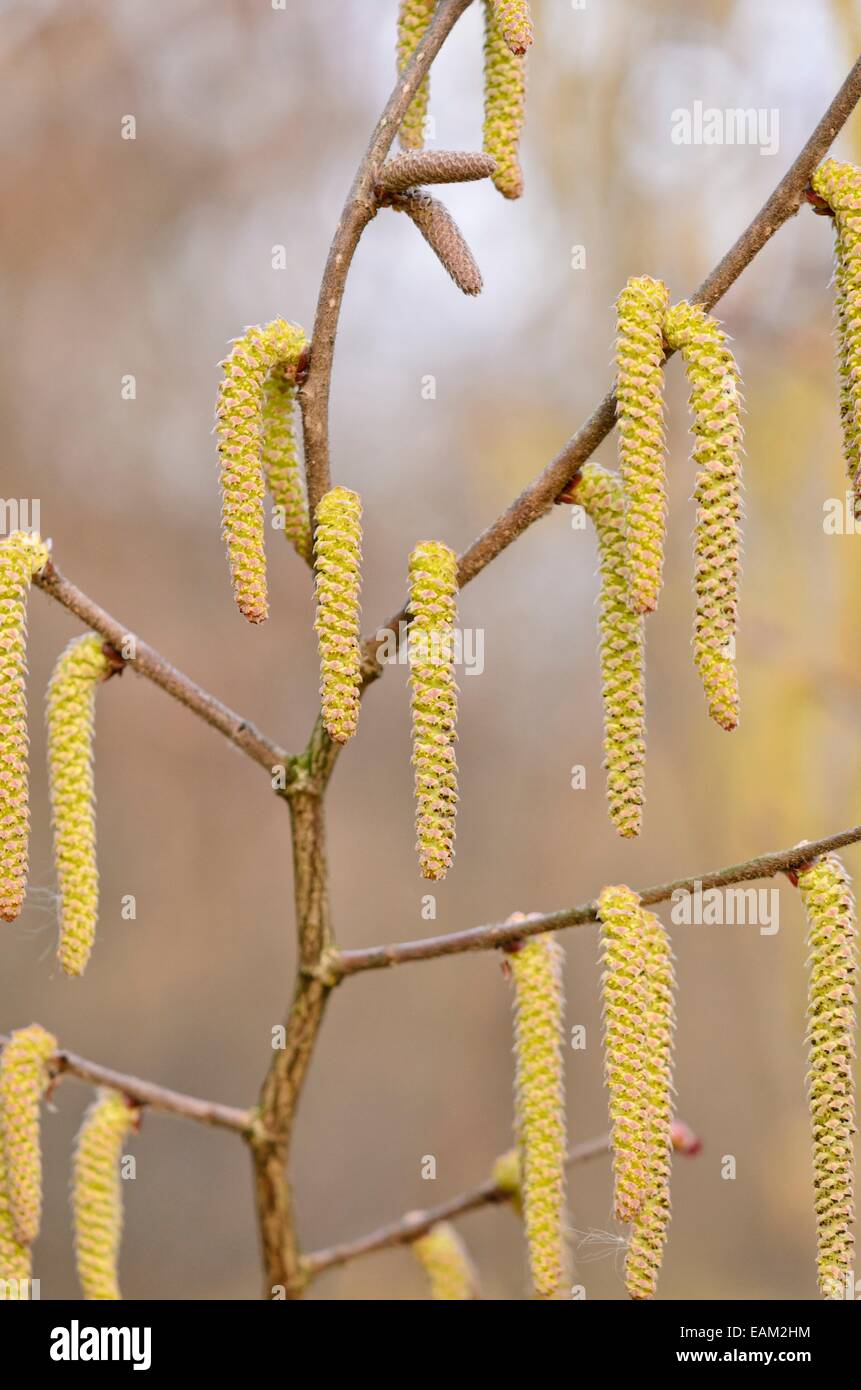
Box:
left=563, top=278, right=744, bottom=837
left=0, top=533, right=119, bottom=976
left=398, top=0, right=530, bottom=198
left=0, top=1024, right=137, bottom=1298
left=216, top=310, right=463, bottom=877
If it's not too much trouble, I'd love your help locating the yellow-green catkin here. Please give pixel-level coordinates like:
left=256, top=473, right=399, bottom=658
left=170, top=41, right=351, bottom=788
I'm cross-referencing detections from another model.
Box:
left=570, top=464, right=646, bottom=838
left=482, top=0, right=526, bottom=199
left=261, top=362, right=312, bottom=563
left=509, top=933, right=567, bottom=1299
left=73, top=1089, right=137, bottom=1300
left=397, top=0, right=435, bottom=150
left=625, top=909, right=676, bottom=1300
left=216, top=319, right=308, bottom=623
left=810, top=160, right=861, bottom=511
left=616, top=276, right=670, bottom=615
left=408, top=542, right=459, bottom=881
left=491, top=1147, right=523, bottom=1216
left=490, top=0, right=534, bottom=54
left=0, top=1135, right=32, bottom=1290
left=47, top=634, right=113, bottom=978
left=796, top=854, right=857, bottom=1299
left=0, top=532, right=49, bottom=924
left=0, top=1024, right=56, bottom=1247
left=597, top=885, right=650, bottom=1225
left=313, top=487, right=363, bottom=745
left=664, top=300, right=743, bottom=733
left=412, top=1222, right=481, bottom=1300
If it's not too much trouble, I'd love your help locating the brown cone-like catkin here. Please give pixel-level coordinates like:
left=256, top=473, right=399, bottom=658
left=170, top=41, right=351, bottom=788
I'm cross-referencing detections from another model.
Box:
left=73, top=1089, right=138, bottom=1300
left=795, top=853, right=857, bottom=1299
left=0, top=531, right=50, bottom=923
left=390, top=191, right=484, bottom=295
left=0, top=1023, right=56, bottom=1246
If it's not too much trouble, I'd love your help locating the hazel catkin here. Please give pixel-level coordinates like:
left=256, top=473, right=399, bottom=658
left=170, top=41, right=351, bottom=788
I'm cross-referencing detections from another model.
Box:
left=615, top=276, right=670, bottom=615
left=47, top=634, right=116, bottom=978
left=313, top=487, right=363, bottom=745
left=624, top=908, right=676, bottom=1300
left=73, top=1089, right=138, bottom=1300
left=0, top=1023, right=56, bottom=1247
left=397, top=0, right=435, bottom=150
left=795, top=853, right=856, bottom=1299
left=663, top=300, right=743, bottom=733
left=0, top=1135, right=31, bottom=1289
left=216, top=319, right=308, bottom=623
left=568, top=464, right=646, bottom=838
left=810, top=160, right=861, bottom=514
left=261, top=361, right=312, bottom=563
left=597, top=885, right=651, bottom=1224
left=408, top=541, right=459, bottom=881
left=412, top=1222, right=480, bottom=1300
left=490, top=0, right=534, bottom=55
left=0, top=531, right=49, bottom=924
left=482, top=0, right=526, bottom=199
left=508, top=932, right=567, bottom=1299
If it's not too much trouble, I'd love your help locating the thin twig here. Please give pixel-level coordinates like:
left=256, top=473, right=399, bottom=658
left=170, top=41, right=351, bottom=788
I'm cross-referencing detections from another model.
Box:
left=334, top=822, right=861, bottom=976
left=0, top=1034, right=252, bottom=1134
left=33, top=559, right=292, bottom=777
left=299, top=0, right=474, bottom=518
left=302, top=1134, right=611, bottom=1277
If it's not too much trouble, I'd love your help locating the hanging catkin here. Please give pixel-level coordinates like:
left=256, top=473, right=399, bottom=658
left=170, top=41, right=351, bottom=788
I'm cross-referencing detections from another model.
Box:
left=0, top=1135, right=31, bottom=1289
left=664, top=300, right=743, bottom=733
left=615, top=276, right=670, bottom=615
left=216, top=319, right=308, bottom=623
left=408, top=541, right=459, bottom=880
left=0, top=1023, right=56, bottom=1246
left=0, top=532, right=49, bottom=924
left=624, top=908, right=676, bottom=1300
left=47, top=634, right=116, bottom=978
left=597, top=885, right=650, bottom=1224
left=490, top=0, right=534, bottom=54
left=261, top=362, right=312, bottom=563
left=568, top=464, right=646, bottom=838
left=508, top=932, right=567, bottom=1299
left=491, top=1147, right=523, bottom=1216
left=412, top=1222, right=481, bottom=1300
left=795, top=853, right=856, bottom=1299
left=73, top=1089, right=138, bottom=1300
left=397, top=0, right=435, bottom=150
left=810, top=160, right=861, bottom=513
left=313, top=487, right=363, bottom=745
left=482, top=0, right=526, bottom=199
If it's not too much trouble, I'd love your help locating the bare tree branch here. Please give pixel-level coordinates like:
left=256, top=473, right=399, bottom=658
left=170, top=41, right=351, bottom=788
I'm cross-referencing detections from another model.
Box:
left=33, top=559, right=292, bottom=778
left=0, top=1034, right=252, bottom=1134
left=299, top=0, right=474, bottom=518
left=302, top=1133, right=611, bottom=1278
left=333, top=821, right=861, bottom=976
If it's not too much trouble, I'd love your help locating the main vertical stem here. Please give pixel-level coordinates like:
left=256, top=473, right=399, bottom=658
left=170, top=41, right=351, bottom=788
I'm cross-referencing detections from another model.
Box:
left=251, top=788, right=335, bottom=1298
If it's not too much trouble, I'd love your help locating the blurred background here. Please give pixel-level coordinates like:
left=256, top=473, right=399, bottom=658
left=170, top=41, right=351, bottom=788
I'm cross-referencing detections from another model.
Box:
left=2, top=0, right=860, bottom=1301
